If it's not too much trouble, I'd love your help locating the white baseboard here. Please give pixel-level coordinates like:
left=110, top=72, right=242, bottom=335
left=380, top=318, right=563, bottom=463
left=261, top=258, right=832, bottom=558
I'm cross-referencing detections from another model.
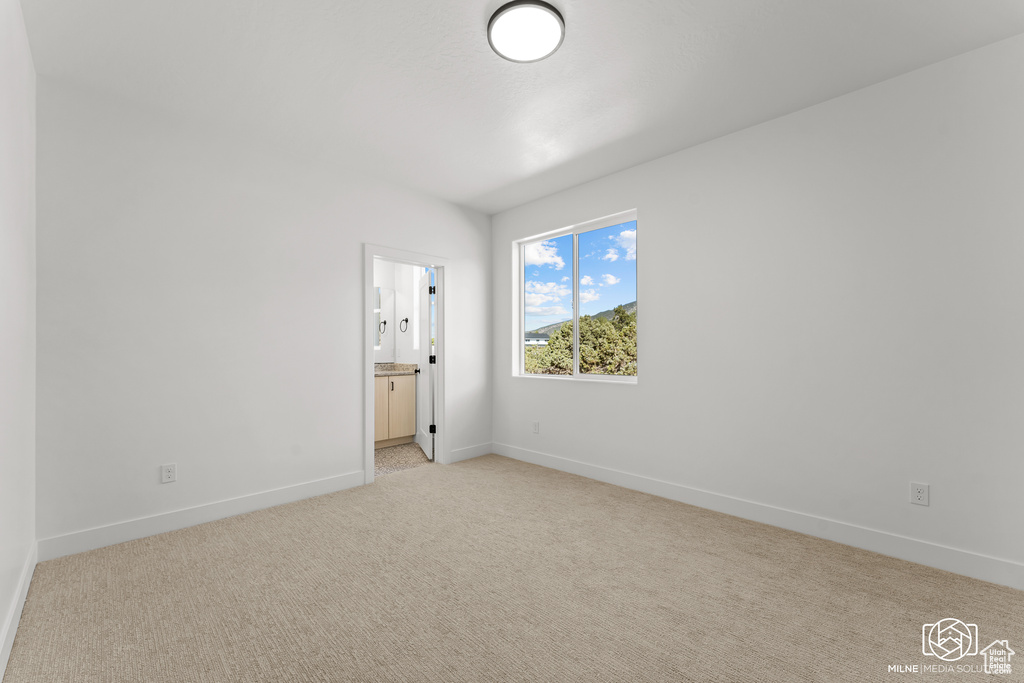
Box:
left=492, top=443, right=1024, bottom=591
left=1, top=541, right=37, bottom=679
left=37, top=471, right=365, bottom=562
left=448, top=442, right=494, bottom=464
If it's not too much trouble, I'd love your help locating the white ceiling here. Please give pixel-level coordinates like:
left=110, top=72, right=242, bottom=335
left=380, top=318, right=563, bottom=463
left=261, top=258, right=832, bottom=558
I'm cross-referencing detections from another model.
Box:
left=20, top=0, right=1024, bottom=214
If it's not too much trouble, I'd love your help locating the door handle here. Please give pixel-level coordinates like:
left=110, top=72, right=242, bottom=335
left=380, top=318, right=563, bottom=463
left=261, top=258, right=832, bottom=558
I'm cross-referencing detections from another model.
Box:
left=391, top=381, right=394, bottom=391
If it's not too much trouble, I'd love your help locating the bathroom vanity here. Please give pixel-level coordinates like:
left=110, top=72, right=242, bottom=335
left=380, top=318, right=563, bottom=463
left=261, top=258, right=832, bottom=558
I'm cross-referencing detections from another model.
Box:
left=374, top=363, right=417, bottom=448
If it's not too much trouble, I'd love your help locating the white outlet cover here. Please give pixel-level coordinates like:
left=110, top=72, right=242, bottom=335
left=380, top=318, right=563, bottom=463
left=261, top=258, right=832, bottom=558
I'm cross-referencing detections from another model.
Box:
left=910, top=482, right=929, bottom=506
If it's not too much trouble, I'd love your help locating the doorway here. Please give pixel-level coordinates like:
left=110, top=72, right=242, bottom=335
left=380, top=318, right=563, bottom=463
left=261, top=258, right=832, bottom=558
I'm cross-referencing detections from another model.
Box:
left=363, top=245, right=446, bottom=485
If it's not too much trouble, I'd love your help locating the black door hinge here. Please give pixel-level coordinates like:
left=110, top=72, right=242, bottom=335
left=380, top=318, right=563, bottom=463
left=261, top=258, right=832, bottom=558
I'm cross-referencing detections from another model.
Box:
left=429, top=286, right=436, bottom=294
left=429, top=425, right=436, bottom=434
left=429, top=355, right=436, bottom=364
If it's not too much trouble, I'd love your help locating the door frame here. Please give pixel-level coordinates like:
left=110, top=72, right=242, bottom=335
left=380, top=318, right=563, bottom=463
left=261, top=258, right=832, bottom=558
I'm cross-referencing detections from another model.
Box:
left=363, top=244, right=448, bottom=485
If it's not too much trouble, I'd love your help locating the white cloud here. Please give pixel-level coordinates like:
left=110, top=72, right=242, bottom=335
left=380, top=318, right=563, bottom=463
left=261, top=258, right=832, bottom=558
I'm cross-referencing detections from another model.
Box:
left=526, top=281, right=570, bottom=297
left=602, top=248, right=619, bottom=262
left=524, top=241, right=565, bottom=270
left=580, top=275, right=594, bottom=286
left=525, top=305, right=569, bottom=316
left=602, top=274, right=620, bottom=285
left=525, top=293, right=556, bottom=307
left=579, top=289, right=600, bottom=304
left=561, top=276, right=569, bottom=282
left=616, top=229, right=636, bottom=261
left=525, top=281, right=570, bottom=308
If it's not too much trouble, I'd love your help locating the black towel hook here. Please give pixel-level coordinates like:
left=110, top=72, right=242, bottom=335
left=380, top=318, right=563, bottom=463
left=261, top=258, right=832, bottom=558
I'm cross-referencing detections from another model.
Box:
left=379, top=320, right=387, bottom=334
left=399, top=318, right=409, bottom=333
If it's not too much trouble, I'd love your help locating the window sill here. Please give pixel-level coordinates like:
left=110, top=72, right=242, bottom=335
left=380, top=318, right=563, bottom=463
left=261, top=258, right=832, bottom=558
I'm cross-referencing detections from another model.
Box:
left=513, top=373, right=637, bottom=385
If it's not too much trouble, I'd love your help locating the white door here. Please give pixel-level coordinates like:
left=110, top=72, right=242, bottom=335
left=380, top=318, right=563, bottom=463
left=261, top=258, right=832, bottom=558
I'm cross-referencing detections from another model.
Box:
left=415, top=270, right=434, bottom=459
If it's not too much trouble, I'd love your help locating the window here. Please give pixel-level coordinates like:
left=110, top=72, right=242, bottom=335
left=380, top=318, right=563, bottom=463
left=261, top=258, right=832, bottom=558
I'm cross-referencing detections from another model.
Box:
left=518, top=210, right=637, bottom=381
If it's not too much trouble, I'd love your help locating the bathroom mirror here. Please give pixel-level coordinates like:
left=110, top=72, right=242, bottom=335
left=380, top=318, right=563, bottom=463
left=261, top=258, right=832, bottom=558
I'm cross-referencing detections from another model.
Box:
left=375, top=287, right=396, bottom=362
left=374, top=287, right=382, bottom=348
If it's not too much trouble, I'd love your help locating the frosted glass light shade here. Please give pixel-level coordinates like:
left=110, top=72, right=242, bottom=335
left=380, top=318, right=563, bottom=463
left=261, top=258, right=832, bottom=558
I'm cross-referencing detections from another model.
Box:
left=488, top=1, right=564, bottom=63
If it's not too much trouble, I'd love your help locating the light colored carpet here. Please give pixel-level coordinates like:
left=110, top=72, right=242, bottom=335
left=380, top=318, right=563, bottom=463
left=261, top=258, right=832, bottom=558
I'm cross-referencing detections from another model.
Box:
left=374, top=442, right=430, bottom=477
left=5, top=455, right=1022, bottom=682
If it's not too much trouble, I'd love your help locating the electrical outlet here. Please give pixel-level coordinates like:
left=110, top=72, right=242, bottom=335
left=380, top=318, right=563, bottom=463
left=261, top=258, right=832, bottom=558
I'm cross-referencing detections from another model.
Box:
left=532, top=421, right=540, bottom=435
left=910, top=482, right=929, bottom=506
left=161, top=463, right=177, bottom=484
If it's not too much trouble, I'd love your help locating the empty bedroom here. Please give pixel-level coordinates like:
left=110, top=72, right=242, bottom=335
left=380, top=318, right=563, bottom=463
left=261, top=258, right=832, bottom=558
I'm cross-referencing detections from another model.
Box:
left=1, top=0, right=1022, bottom=681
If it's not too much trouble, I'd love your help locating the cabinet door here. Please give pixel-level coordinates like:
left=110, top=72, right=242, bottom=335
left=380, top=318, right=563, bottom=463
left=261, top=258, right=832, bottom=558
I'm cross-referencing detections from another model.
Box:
left=388, top=375, right=416, bottom=438
left=374, top=376, right=390, bottom=441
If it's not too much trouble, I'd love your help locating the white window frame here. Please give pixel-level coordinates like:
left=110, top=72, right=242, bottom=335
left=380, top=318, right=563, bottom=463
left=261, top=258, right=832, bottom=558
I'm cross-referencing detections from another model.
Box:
left=515, top=209, right=637, bottom=383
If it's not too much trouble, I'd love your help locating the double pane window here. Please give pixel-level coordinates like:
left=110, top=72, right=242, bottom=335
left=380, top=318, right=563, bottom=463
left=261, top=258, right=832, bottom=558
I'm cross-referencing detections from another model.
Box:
left=519, top=210, right=637, bottom=380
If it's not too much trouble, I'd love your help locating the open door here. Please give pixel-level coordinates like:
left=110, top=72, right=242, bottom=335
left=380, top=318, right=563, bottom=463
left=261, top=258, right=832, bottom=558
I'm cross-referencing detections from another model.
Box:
left=416, top=269, right=435, bottom=460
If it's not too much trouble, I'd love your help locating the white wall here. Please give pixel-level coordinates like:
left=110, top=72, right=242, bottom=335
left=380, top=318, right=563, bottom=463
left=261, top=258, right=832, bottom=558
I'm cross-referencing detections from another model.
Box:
left=36, top=81, right=492, bottom=553
left=0, top=0, right=36, bottom=670
left=492, top=35, right=1024, bottom=588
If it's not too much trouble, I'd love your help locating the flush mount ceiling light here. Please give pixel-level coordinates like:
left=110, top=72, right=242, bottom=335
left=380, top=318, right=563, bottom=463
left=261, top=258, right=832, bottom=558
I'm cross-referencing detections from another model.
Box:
left=488, top=1, right=565, bottom=63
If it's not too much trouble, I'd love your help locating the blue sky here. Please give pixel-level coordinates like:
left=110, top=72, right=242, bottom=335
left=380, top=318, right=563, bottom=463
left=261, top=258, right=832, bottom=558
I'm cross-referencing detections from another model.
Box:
left=524, top=220, right=637, bottom=330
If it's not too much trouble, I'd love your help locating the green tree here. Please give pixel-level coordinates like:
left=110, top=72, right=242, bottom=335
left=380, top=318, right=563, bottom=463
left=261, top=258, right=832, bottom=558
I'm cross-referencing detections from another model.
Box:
left=579, top=306, right=636, bottom=376
left=524, top=320, right=573, bottom=375
left=526, top=306, right=636, bottom=376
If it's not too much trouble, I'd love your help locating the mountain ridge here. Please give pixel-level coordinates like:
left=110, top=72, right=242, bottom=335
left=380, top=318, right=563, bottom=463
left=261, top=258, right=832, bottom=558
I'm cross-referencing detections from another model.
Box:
left=528, top=301, right=636, bottom=336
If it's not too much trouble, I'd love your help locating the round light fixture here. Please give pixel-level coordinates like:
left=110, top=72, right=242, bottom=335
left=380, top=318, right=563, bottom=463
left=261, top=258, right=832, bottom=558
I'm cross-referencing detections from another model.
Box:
left=488, top=1, right=564, bottom=63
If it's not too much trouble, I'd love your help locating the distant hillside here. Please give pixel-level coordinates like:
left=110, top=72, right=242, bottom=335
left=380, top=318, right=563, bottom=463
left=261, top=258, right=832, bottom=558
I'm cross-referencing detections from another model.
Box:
left=529, top=301, right=636, bottom=336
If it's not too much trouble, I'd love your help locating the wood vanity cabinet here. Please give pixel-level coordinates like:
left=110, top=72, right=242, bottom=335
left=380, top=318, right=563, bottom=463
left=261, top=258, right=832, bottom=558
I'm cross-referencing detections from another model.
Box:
left=374, top=374, right=416, bottom=445
left=374, top=377, right=389, bottom=442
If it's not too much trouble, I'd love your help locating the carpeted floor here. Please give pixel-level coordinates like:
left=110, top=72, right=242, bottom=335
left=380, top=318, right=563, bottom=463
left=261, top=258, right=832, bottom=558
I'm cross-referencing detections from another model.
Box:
left=374, top=441, right=430, bottom=477
left=5, top=455, right=1022, bottom=682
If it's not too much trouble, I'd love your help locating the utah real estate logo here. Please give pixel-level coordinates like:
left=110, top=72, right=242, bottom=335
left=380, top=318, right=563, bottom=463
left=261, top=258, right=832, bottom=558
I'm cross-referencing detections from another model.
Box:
left=886, top=617, right=1015, bottom=675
